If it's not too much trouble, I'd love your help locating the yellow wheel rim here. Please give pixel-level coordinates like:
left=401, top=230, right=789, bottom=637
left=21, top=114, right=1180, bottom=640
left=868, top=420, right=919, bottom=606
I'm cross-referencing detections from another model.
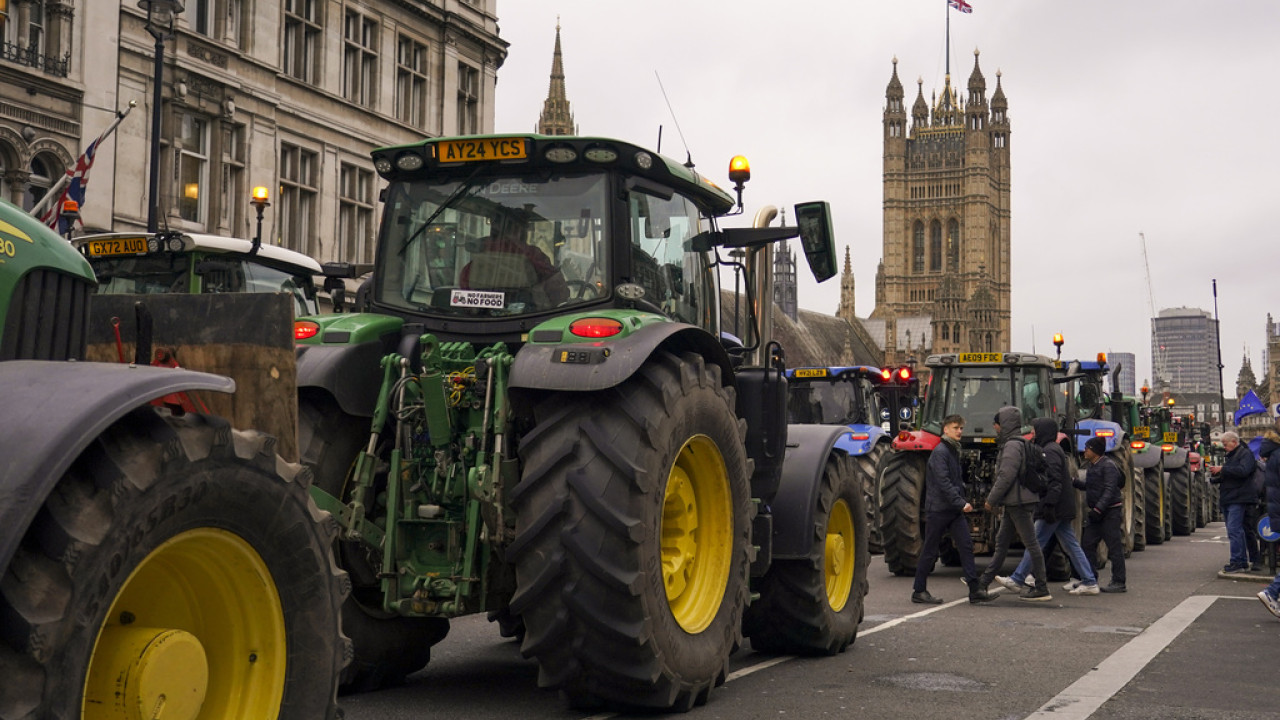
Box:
left=661, top=435, right=732, bottom=634
left=84, top=528, right=287, bottom=719
left=824, top=498, right=856, bottom=612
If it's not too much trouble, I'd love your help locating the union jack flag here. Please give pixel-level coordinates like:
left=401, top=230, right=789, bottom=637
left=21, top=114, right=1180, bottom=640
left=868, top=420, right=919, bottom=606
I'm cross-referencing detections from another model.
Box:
left=38, top=131, right=104, bottom=234
left=949, top=0, right=973, bottom=13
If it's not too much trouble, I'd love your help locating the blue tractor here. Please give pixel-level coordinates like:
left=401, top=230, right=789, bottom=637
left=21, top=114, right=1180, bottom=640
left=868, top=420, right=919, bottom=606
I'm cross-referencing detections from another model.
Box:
left=785, top=365, right=899, bottom=553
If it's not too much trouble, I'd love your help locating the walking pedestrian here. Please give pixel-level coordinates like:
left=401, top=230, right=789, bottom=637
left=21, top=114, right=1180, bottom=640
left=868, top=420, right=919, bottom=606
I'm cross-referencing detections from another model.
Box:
left=911, top=414, right=997, bottom=605
left=1077, top=436, right=1127, bottom=592
left=996, top=417, right=1100, bottom=596
left=976, top=406, right=1052, bottom=602
left=1256, top=422, right=1280, bottom=619
left=1209, top=431, right=1258, bottom=574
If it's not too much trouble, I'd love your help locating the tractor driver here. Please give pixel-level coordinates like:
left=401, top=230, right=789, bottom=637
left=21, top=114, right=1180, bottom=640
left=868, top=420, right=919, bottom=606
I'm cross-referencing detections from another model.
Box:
left=460, top=218, right=569, bottom=305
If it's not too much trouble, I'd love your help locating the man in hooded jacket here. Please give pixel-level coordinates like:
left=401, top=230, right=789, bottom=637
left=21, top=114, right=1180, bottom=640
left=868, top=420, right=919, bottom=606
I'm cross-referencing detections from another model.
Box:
left=976, top=406, right=1052, bottom=601
left=996, top=417, right=1100, bottom=595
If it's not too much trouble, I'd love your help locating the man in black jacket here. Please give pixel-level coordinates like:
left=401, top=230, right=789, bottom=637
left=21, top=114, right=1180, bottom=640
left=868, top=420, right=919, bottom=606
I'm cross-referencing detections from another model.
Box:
left=1210, top=431, right=1260, bottom=573
left=1256, top=423, right=1280, bottom=618
left=1077, top=436, right=1127, bottom=592
left=911, top=414, right=996, bottom=604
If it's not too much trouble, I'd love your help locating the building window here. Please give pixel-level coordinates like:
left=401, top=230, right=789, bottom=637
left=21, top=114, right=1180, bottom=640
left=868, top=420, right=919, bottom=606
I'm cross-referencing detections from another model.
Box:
left=339, top=163, right=374, bottom=263
left=911, top=221, right=924, bottom=274
left=280, top=142, right=319, bottom=257
left=24, top=153, right=57, bottom=211
left=220, top=124, right=245, bottom=233
left=457, top=62, right=478, bottom=134
left=1, top=0, right=68, bottom=76
left=190, top=0, right=213, bottom=36
left=178, top=114, right=209, bottom=223
left=946, top=218, right=960, bottom=272
left=396, top=35, right=428, bottom=128
left=929, top=220, right=942, bottom=272
left=342, top=9, right=377, bottom=106
left=283, top=0, right=321, bottom=83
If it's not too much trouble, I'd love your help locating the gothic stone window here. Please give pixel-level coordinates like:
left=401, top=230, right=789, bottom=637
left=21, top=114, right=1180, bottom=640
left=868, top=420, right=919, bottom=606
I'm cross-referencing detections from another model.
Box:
left=912, top=221, right=924, bottom=274
left=947, top=218, right=960, bottom=271
left=929, top=220, right=942, bottom=272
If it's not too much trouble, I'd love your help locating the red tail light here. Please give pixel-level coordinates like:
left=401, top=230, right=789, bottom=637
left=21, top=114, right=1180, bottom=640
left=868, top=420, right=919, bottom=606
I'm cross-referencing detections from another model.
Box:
left=568, top=317, right=623, bottom=338
left=1161, top=443, right=1175, bottom=452
left=849, top=433, right=870, bottom=441
left=294, top=321, right=320, bottom=341
left=1095, top=429, right=1115, bottom=438
left=1130, top=441, right=1146, bottom=450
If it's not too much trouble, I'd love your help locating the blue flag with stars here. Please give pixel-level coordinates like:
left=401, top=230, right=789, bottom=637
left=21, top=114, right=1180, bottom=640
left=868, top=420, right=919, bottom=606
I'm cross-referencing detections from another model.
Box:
left=1234, top=389, right=1266, bottom=425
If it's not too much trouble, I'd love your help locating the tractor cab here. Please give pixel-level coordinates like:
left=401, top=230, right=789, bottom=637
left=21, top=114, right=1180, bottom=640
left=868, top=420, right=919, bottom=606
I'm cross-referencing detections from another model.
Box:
left=917, top=352, right=1057, bottom=440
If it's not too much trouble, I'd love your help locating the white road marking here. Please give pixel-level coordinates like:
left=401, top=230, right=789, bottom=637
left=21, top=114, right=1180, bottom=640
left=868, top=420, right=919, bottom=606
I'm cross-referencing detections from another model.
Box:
left=1024, top=594, right=1222, bottom=719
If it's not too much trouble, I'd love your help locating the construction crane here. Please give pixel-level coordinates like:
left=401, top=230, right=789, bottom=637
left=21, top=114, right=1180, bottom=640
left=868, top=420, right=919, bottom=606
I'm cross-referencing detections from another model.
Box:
left=1139, top=232, right=1168, bottom=391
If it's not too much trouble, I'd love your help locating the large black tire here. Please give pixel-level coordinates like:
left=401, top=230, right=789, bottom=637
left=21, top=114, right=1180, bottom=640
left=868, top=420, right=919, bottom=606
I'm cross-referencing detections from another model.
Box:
left=508, top=351, right=752, bottom=711
left=1131, top=463, right=1147, bottom=551
left=1162, top=472, right=1174, bottom=541
left=745, top=453, right=868, bottom=655
left=1195, top=470, right=1209, bottom=528
left=854, top=442, right=887, bottom=554
left=878, top=450, right=928, bottom=577
left=1169, top=465, right=1193, bottom=535
left=298, top=392, right=450, bottom=692
left=1144, top=466, right=1165, bottom=545
left=0, top=408, right=347, bottom=720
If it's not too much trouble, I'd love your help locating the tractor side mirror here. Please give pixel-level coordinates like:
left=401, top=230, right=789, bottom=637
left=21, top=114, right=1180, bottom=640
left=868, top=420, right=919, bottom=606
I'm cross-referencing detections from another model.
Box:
left=794, top=201, right=837, bottom=283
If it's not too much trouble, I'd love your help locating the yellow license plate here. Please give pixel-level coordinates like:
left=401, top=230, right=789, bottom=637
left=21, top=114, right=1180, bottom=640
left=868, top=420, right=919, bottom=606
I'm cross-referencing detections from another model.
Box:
left=794, top=368, right=828, bottom=379
left=86, top=237, right=148, bottom=257
left=1134, top=426, right=1150, bottom=439
left=435, top=138, right=528, bottom=163
left=959, top=353, right=1003, bottom=363
left=1163, top=432, right=1178, bottom=443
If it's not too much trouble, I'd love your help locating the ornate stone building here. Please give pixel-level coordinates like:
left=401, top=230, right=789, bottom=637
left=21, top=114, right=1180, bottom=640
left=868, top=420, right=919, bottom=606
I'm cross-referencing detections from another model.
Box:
left=0, top=1, right=506, bottom=265
left=852, top=51, right=1011, bottom=366
left=535, top=21, right=574, bottom=136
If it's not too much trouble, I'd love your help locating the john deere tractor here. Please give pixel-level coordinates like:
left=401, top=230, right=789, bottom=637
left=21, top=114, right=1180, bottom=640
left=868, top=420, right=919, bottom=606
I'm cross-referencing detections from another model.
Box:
left=295, top=134, right=869, bottom=711
left=0, top=198, right=347, bottom=718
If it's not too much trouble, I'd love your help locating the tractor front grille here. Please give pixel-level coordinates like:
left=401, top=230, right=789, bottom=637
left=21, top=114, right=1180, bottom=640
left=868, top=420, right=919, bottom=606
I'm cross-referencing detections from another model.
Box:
left=1, top=268, right=91, bottom=361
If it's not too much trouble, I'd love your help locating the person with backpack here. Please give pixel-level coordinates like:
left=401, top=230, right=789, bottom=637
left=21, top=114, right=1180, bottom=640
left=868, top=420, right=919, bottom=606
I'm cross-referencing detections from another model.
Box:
left=911, top=414, right=997, bottom=605
left=995, top=417, right=1101, bottom=596
left=976, top=406, right=1052, bottom=602
left=1077, top=435, right=1127, bottom=593
left=1210, top=431, right=1260, bottom=573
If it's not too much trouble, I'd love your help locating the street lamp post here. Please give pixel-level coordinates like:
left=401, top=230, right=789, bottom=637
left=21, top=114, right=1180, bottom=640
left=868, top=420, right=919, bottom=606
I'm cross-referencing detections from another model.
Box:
left=250, top=186, right=270, bottom=256
left=138, top=0, right=184, bottom=233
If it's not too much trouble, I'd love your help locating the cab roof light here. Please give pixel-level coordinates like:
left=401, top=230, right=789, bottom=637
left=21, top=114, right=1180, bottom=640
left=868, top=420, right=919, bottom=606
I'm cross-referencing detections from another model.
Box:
left=544, top=146, right=578, bottom=163
left=568, top=317, right=623, bottom=339
left=395, top=153, right=424, bottom=171
left=583, top=145, right=618, bottom=163
left=294, top=321, right=321, bottom=341
left=1097, top=352, right=1107, bottom=363
left=728, top=155, right=751, bottom=184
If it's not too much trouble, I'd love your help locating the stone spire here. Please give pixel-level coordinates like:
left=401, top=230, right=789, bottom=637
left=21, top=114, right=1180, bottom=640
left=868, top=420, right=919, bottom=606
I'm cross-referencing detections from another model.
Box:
left=537, top=20, right=575, bottom=136
left=837, top=246, right=856, bottom=322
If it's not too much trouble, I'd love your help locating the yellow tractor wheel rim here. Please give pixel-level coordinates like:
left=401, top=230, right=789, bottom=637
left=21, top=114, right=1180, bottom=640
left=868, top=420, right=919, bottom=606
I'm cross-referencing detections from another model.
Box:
left=84, top=528, right=287, bottom=719
left=661, top=435, right=732, bottom=634
left=824, top=498, right=856, bottom=612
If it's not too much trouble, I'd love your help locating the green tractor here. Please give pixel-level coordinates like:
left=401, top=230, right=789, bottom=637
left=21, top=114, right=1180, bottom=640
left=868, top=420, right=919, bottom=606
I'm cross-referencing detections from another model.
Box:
left=0, top=199, right=347, bottom=718
left=296, top=134, right=869, bottom=710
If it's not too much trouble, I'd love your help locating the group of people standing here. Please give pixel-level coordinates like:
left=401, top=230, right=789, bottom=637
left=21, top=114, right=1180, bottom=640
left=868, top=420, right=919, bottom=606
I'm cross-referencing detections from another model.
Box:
left=911, top=406, right=1127, bottom=605
left=1211, top=422, right=1280, bottom=620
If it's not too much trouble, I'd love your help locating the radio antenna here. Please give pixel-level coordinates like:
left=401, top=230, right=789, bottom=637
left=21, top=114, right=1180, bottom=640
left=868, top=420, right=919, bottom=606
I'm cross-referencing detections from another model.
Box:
left=655, top=71, right=693, bottom=167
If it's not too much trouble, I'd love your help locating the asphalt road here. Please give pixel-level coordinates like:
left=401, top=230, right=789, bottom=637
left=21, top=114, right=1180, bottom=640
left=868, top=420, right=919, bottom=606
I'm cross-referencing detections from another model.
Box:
left=338, top=522, right=1280, bottom=720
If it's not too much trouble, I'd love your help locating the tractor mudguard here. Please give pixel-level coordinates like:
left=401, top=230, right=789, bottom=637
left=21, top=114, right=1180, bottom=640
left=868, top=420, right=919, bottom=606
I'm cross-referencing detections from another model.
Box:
left=1162, top=445, right=1189, bottom=470
left=1132, top=445, right=1164, bottom=469
left=1075, top=419, right=1123, bottom=453
left=769, top=424, right=851, bottom=560
left=509, top=321, right=734, bottom=393
left=836, top=423, right=887, bottom=457
left=0, top=360, right=235, bottom=570
left=296, top=338, right=397, bottom=418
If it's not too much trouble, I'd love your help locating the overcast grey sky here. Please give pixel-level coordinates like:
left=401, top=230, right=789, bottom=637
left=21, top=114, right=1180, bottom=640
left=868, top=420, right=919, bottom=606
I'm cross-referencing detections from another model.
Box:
left=492, top=1, right=1278, bottom=398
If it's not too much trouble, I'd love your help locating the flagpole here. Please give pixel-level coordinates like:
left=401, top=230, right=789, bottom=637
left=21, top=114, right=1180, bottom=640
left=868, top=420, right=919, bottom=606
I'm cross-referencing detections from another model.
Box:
left=1212, top=278, right=1227, bottom=432
left=29, top=102, right=135, bottom=218
left=945, top=0, right=951, bottom=77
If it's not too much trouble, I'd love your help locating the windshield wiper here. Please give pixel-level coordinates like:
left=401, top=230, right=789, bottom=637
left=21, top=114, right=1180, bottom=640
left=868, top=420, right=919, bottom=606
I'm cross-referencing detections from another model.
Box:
left=398, top=166, right=486, bottom=256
